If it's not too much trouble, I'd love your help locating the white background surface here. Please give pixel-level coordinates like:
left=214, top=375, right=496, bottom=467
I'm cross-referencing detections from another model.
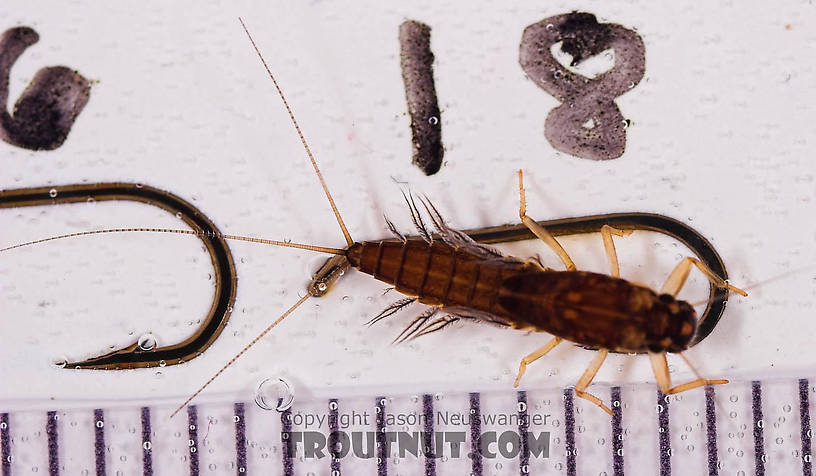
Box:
left=0, top=1, right=814, bottom=410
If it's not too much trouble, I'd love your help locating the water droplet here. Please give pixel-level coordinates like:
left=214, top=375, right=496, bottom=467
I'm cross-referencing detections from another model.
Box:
left=48, top=188, right=58, bottom=198
left=158, top=360, right=166, bottom=367
left=729, top=395, right=738, bottom=402
left=428, top=116, right=439, bottom=125
left=96, top=420, right=104, bottom=428
left=255, top=376, right=295, bottom=412
left=143, top=441, right=152, bottom=450
left=317, top=282, right=328, bottom=292
left=138, top=333, right=157, bottom=351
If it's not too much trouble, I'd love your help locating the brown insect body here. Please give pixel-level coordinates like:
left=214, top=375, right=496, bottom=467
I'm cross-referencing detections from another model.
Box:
left=343, top=198, right=696, bottom=353
left=498, top=271, right=696, bottom=354
left=347, top=236, right=695, bottom=353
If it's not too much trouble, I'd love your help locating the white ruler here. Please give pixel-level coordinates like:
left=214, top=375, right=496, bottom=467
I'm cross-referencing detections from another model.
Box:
left=0, top=377, right=812, bottom=475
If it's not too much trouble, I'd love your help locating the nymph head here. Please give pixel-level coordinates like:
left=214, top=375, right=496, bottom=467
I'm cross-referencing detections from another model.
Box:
left=648, top=293, right=697, bottom=353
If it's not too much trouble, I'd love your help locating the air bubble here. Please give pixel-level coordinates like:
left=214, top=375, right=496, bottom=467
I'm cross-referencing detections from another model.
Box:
left=138, top=333, right=158, bottom=351
left=255, top=376, right=295, bottom=412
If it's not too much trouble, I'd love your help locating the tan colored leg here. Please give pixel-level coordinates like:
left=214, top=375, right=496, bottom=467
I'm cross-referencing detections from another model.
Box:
left=574, top=349, right=612, bottom=416
left=600, top=225, right=632, bottom=278
left=649, top=352, right=727, bottom=394
left=660, top=256, right=747, bottom=297
left=517, top=170, right=576, bottom=271
left=513, top=337, right=562, bottom=388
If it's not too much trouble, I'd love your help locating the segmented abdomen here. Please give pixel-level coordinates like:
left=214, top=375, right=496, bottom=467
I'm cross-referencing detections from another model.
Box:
left=345, top=239, right=529, bottom=311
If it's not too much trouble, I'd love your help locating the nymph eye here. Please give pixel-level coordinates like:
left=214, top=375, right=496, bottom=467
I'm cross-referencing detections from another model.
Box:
left=658, top=293, right=674, bottom=303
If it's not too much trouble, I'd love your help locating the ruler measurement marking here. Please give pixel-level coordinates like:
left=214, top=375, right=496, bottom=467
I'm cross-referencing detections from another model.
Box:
left=93, top=409, right=105, bottom=476
left=564, top=388, right=576, bottom=476
left=611, top=387, right=624, bottom=476
left=801, top=379, right=812, bottom=476
left=422, top=394, right=436, bottom=476
left=234, top=403, right=247, bottom=476
left=657, top=390, right=671, bottom=476
left=376, top=397, right=387, bottom=476
left=469, top=393, right=482, bottom=476
left=328, top=399, right=341, bottom=476
left=281, top=407, right=293, bottom=476
left=46, top=411, right=59, bottom=476
left=1, top=413, right=9, bottom=476
left=187, top=406, right=199, bottom=476
left=705, top=386, right=719, bottom=476
left=140, top=407, right=153, bottom=476
left=7, top=379, right=813, bottom=473
left=517, top=391, right=529, bottom=475
left=752, top=381, right=765, bottom=476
